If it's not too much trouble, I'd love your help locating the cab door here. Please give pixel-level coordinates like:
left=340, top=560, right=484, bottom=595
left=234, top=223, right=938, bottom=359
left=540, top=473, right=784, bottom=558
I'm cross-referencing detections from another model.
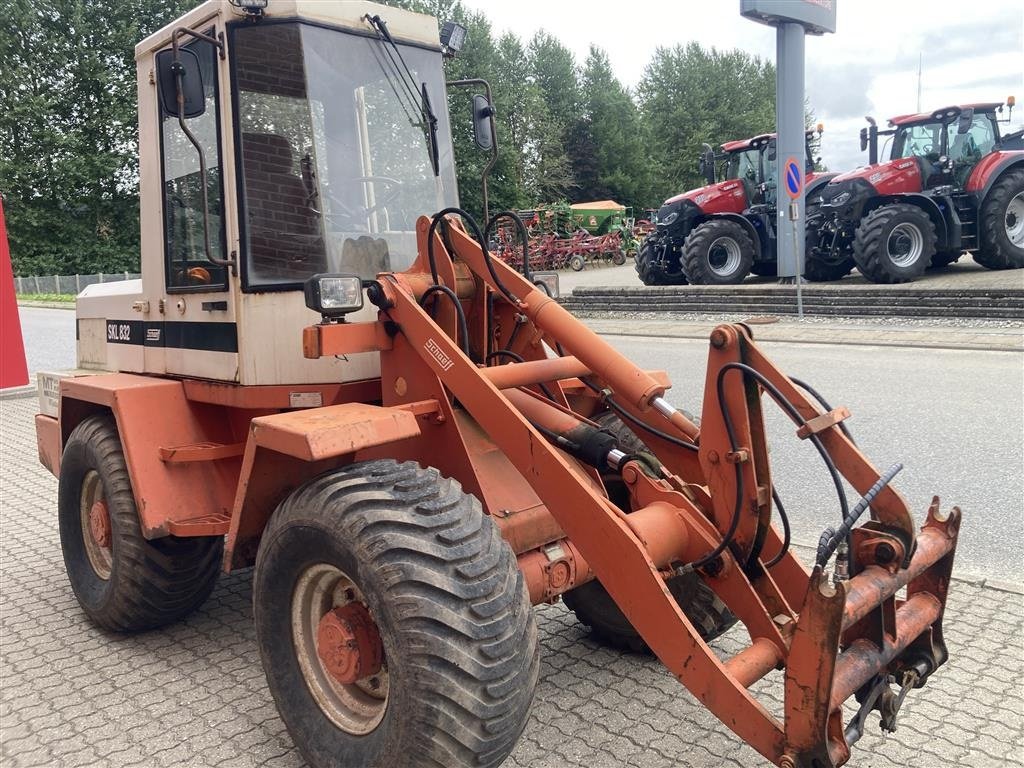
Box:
left=142, top=19, right=239, bottom=382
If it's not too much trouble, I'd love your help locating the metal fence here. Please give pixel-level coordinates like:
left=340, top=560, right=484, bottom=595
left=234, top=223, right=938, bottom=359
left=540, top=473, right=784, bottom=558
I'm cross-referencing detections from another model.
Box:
left=14, top=272, right=141, bottom=295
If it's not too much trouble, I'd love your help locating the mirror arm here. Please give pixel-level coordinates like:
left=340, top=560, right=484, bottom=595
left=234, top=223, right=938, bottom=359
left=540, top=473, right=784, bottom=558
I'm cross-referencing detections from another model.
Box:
left=171, top=28, right=236, bottom=275
left=448, top=78, right=498, bottom=222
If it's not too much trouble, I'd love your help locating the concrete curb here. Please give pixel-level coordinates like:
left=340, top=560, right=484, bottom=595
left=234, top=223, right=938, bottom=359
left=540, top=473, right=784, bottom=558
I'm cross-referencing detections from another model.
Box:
left=581, top=317, right=1023, bottom=353
left=0, top=384, right=36, bottom=401
left=17, top=300, right=75, bottom=310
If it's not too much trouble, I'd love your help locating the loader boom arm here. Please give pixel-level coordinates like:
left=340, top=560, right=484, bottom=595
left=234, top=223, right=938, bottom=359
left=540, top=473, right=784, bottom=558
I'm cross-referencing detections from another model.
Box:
left=303, top=212, right=961, bottom=767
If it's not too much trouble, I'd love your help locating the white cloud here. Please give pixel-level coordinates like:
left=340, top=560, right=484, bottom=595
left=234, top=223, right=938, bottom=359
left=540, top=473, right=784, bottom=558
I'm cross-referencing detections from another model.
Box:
left=461, top=0, right=1024, bottom=174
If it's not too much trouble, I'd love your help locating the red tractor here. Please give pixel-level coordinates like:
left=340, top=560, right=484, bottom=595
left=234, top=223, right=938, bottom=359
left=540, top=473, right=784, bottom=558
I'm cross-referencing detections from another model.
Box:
left=636, top=130, right=835, bottom=285
left=807, top=100, right=1024, bottom=283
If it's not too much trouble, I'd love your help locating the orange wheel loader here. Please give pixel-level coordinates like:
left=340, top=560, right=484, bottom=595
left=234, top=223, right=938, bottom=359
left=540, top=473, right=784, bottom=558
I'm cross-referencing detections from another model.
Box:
left=34, top=2, right=961, bottom=767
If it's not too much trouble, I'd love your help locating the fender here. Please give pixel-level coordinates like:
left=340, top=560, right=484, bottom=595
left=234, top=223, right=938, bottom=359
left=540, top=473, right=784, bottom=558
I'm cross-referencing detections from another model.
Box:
left=49, top=373, right=425, bottom=551
left=224, top=401, right=427, bottom=570
left=806, top=172, right=838, bottom=198
left=54, top=373, right=240, bottom=539
left=965, top=150, right=1024, bottom=202
left=864, top=193, right=951, bottom=250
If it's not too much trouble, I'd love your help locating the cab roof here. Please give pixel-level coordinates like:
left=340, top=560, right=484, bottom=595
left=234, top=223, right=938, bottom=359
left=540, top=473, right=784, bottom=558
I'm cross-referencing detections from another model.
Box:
left=888, top=102, right=1003, bottom=127
left=720, top=133, right=774, bottom=153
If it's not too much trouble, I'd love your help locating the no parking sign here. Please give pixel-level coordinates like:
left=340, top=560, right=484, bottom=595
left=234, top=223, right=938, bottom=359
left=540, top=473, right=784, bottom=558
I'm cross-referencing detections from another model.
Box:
left=784, top=156, right=803, bottom=200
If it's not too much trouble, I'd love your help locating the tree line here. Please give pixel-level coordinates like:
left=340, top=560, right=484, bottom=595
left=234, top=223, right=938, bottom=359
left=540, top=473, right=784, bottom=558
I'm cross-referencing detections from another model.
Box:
left=0, top=0, right=776, bottom=276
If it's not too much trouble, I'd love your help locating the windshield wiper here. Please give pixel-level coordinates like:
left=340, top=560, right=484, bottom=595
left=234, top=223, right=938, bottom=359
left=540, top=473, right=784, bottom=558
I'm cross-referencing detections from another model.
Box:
left=365, top=14, right=440, bottom=177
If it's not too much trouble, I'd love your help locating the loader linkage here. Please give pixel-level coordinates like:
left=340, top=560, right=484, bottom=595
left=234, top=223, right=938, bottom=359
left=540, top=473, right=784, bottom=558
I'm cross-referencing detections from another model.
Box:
left=303, top=212, right=961, bottom=767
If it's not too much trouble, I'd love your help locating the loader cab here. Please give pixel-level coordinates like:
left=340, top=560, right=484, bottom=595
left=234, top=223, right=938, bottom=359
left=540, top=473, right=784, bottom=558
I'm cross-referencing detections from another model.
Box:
left=76, top=0, right=459, bottom=386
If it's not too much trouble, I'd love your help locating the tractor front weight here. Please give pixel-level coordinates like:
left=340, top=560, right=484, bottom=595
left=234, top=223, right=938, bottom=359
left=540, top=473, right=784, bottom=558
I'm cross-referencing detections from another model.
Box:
left=298, top=212, right=962, bottom=767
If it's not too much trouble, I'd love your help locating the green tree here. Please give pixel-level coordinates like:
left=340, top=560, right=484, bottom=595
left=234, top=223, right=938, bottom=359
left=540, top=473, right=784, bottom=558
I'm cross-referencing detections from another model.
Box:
left=0, top=0, right=195, bottom=275
left=638, top=43, right=776, bottom=202
left=571, top=46, right=652, bottom=209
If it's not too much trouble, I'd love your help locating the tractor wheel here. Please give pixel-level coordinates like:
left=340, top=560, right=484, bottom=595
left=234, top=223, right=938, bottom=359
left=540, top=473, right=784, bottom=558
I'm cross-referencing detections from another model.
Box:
left=852, top=204, right=936, bottom=283
left=254, top=460, right=538, bottom=768
left=682, top=219, right=755, bottom=285
left=568, top=254, right=585, bottom=271
left=976, top=169, right=1024, bottom=269
left=57, top=414, right=222, bottom=632
left=749, top=262, right=777, bottom=277
left=562, top=413, right=736, bottom=654
left=611, top=248, right=627, bottom=266
left=929, top=250, right=962, bottom=269
left=635, top=240, right=687, bottom=285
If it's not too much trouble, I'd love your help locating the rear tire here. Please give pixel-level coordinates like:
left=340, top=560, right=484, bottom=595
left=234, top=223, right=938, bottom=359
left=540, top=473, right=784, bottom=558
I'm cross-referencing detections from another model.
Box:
left=568, top=254, right=585, bottom=271
left=562, top=413, right=736, bottom=653
left=852, top=204, right=935, bottom=283
left=58, top=414, right=222, bottom=632
left=635, top=239, right=687, bottom=285
left=682, top=219, right=755, bottom=285
left=611, top=248, right=627, bottom=266
left=975, top=169, right=1024, bottom=269
left=254, top=460, right=538, bottom=768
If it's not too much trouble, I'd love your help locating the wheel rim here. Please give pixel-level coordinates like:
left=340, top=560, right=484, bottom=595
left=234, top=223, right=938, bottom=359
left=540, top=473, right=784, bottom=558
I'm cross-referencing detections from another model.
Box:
left=292, top=563, right=389, bottom=735
left=1006, top=191, right=1024, bottom=247
left=80, top=470, right=112, bottom=580
left=886, top=223, right=924, bottom=267
left=707, top=236, right=742, bottom=277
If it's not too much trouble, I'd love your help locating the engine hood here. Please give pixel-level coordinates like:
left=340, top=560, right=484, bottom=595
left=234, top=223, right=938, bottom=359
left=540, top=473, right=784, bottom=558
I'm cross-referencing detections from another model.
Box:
left=830, top=157, right=923, bottom=196
left=663, top=179, right=748, bottom=214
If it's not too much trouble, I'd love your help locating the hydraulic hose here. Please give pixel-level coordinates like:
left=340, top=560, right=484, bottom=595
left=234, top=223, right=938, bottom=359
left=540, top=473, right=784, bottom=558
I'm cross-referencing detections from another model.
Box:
left=484, top=210, right=532, bottom=281
left=419, top=284, right=470, bottom=358
left=816, top=463, right=903, bottom=568
left=427, top=207, right=521, bottom=306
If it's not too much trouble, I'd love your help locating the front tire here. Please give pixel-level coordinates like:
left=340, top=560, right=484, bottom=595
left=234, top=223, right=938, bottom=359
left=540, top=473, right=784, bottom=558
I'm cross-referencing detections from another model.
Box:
left=852, top=204, right=936, bottom=283
left=254, top=460, right=538, bottom=768
left=976, top=169, right=1024, bottom=269
left=682, top=219, right=755, bottom=285
left=58, top=414, right=222, bottom=632
left=635, top=240, right=687, bottom=285
left=562, top=413, right=736, bottom=653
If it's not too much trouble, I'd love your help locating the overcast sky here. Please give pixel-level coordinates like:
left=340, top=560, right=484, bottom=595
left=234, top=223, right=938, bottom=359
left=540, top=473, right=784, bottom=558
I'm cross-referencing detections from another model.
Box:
left=461, top=0, right=1024, bottom=174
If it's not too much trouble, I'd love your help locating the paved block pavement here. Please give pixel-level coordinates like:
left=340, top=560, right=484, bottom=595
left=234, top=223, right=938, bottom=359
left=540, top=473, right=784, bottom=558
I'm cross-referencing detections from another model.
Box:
left=2, top=394, right=1022, bottom=768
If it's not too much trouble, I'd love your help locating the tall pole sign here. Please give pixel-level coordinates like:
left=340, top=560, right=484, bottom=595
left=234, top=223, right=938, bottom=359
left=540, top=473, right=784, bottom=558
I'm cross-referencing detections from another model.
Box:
left=740, top=0, right=836, bottom=287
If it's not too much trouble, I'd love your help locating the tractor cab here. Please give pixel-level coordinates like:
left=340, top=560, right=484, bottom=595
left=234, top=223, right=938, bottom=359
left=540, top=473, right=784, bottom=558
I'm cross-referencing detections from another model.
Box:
left=74, top=0, right=461, bottom=386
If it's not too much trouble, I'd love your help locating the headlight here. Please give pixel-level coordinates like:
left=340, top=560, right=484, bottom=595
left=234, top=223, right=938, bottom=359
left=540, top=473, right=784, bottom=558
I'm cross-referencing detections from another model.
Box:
left=660, top=211, right=679, bottom=226
left=826, top=190, right=851, bottom=207
left=304, top=274, right=364, bottom=319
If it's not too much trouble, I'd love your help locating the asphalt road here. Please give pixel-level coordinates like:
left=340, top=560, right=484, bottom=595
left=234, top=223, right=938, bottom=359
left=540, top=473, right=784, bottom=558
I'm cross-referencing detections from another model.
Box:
left=605, top=334, right=1024, bottom=584
left=13, top=306, right=1024, bottom=582
left=17, top=306, right=76, bottom=378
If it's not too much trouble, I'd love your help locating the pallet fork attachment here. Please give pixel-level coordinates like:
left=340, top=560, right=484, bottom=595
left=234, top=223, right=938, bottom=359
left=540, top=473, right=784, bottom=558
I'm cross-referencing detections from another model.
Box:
left=302, top=212, right=961, bottom=766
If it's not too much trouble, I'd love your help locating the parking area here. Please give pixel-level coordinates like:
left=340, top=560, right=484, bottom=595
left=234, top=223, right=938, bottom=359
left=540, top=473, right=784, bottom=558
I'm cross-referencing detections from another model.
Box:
left=2, top=393, right=1022, bottom=768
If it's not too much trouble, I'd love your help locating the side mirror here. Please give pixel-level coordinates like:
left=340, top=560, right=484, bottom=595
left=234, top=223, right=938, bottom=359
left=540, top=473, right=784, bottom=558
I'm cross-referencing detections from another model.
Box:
left=859, top=127, right=868, bottom=152
left=472, top=94, right=495, bottom=151
left=156, top=48, right=206, bottom=118
left=766, top=140, right=777, bottom=162
left=957, top=108, right=974, bottom=135
left=699, top=144, right=715, bottom=185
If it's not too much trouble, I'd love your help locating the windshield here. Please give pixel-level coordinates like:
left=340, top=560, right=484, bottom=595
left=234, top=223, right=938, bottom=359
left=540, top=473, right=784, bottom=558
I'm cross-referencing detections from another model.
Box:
left=725, top=149, right=761, bottom=184
left=232, top=21, right=458, bottom=288
left=893, top=122, right=944, bottom=160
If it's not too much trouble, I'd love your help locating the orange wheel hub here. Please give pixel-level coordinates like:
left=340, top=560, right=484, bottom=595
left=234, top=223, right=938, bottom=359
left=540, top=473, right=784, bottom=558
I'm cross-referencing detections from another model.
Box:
left=88, top=500, right=111, bottom=549
left=315, top=602, right=383, bottom=685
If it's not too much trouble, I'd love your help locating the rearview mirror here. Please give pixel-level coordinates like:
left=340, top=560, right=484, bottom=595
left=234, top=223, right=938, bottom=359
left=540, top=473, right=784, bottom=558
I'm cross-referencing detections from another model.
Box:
left=699, top=143, right=715, bottom=185
left=957, top=108, right=974, bottom=135
left=472, top=94, right=495, bottom=151
left=156, top=48, right=206, bottom=119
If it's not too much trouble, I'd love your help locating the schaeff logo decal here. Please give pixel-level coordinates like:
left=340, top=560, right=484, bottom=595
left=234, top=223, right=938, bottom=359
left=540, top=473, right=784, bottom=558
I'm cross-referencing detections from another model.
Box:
left=424, top=338, right=455, bottom=371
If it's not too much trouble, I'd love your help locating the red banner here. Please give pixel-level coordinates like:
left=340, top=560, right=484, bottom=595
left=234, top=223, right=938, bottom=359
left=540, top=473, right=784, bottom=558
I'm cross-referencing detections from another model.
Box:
left=1, top=198, right=29, bottom=389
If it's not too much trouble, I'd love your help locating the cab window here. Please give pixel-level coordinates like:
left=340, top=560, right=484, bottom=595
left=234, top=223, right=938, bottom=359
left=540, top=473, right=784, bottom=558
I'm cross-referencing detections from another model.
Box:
left=947, top=114, right=996, bottom=165
left=159, top=31, right=227, bottom=292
